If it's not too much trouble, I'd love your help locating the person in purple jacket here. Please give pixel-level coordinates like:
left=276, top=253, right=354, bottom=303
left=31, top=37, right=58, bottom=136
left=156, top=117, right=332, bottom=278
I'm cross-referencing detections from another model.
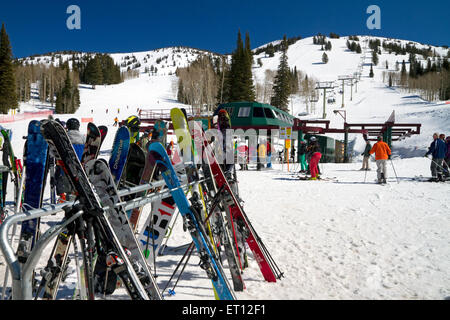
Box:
left=425, top=133, right=447, bottom=182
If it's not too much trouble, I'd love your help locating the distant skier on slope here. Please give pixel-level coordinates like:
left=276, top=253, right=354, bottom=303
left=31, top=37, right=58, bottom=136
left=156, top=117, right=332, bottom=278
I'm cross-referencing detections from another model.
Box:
left=424, top=132, right=446, bottom=182
left=369, top=136, right=391, bottom=184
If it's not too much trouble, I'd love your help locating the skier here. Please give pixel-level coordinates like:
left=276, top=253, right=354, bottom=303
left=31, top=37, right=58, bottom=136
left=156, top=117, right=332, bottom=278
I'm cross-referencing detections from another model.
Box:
left=55, top=118, right=85, bottom=202
left=424, top=132, right=446, bottom=182
left=125, top=115, right=141, bottom=143
left=308, top=140, right=322, bottom=180
left=360, top=140, right=372, bottom=171
left=113, top=117, right=119, bottom=127
left=266, top=140, right=272, bottom=168
left=298, top=139, right=308, bottom=173
left=369, top=136, right=391, bottom=184
left=306, top=137, right=321, bottom=176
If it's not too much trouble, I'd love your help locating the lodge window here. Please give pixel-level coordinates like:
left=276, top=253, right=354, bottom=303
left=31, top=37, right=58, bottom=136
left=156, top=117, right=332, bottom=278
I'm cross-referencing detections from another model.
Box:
left=238, top=107, right=251, bottom=117
left=253, top=107, right=265, bottom=118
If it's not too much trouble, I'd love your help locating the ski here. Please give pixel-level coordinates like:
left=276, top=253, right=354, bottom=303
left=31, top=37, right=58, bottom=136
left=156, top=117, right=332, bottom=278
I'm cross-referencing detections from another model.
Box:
left=192, top=120, right=281, bottom=282
left=40, top=119, right=160, bottom=300
left=148, top=141, right=235, bottom=300
left=171, top=107, right=244, bottom=292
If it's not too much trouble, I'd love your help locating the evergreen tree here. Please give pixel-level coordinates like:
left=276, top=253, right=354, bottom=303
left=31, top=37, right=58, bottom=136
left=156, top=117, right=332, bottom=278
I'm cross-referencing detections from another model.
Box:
left=224, top=30, right=255, bottom=102
left=266, top=44, right=275, bottom=57
left=400, top=60, right=407, bottom=85
left=55, top=67, right=80, bottom=113
left=0, top=23, right=18, bottom=113
left=322, top=52, right=329, bottom=64
left=270, top=35, right=291, bottom=111
left=84, top=55, right=103, bottom=88
left=388, top=73, right=393, bottom=87
left=372, top=50, right=379, bottom=66
left=243, top=32, right=255, bottom=101
left=356, top=44, right=362, bottom=54
left=369, top=64, right=374, bottom=78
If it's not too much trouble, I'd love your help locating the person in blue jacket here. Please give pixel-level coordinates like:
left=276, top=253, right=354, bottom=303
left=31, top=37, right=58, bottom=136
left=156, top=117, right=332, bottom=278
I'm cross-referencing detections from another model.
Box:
left=425, top=132, right=447, bottom=182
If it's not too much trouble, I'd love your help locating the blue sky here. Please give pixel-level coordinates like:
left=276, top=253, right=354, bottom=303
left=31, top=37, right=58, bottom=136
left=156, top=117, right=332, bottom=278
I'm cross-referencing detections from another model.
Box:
left=1, top=0, right=449, bottom=58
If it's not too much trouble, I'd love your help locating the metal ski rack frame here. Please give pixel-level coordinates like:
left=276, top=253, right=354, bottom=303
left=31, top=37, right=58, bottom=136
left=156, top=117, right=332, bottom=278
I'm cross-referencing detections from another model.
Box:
left=0, top=174, right=202, bottom=300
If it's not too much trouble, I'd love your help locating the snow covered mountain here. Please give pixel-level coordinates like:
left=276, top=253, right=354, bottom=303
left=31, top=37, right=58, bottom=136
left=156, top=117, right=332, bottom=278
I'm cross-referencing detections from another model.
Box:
left=14, top=35, right=450, bottom=156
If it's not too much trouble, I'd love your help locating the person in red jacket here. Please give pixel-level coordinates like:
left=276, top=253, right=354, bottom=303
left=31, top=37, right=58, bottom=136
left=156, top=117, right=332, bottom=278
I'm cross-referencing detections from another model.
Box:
left=369, top=136, right=392, bottom=184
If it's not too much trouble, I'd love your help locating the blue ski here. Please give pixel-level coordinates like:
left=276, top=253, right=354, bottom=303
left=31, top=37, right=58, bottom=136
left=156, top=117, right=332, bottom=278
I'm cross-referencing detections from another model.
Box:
left=148, top=142, right=235, bottom=300
left=109, top=126, right=131, bottom=185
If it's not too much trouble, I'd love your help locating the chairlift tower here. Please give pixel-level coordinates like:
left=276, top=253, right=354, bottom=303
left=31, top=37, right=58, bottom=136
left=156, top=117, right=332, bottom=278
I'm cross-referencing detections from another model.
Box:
left=338, top=75, right=355, bottom=108
left=315, top=81, right=335, bottom=119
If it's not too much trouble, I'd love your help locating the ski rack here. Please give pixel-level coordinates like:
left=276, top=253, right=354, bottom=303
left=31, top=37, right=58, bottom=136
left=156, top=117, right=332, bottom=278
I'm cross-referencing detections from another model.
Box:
left=0, top=173, right=205, bottom=300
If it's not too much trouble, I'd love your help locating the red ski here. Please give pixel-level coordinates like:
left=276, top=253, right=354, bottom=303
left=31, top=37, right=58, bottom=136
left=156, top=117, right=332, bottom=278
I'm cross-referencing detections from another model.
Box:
left=192, top=121, right=282, bottom=283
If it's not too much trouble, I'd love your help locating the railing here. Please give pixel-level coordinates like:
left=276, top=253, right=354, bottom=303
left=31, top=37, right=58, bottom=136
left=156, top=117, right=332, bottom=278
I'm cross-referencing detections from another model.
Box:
left=0, top=111, right=54, bottom=123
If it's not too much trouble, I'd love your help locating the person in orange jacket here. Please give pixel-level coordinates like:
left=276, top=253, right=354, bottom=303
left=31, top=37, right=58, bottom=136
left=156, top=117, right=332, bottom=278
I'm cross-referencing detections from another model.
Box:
left=369, top=135, right=392, bottom=184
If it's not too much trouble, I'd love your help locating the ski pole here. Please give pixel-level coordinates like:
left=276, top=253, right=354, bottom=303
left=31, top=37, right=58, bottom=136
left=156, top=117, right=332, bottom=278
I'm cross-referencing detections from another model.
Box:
left=389, top=159, right=399, bottom=184
left=168, top=243, right=195, bottom=296
left=161, top=241, right=194, bottom=296
left=425, top=156, right=447, bottom=172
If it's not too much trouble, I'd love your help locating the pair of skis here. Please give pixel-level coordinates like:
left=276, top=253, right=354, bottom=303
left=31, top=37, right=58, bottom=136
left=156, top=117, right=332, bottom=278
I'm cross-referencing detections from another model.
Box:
left=190, top=117, right=284, bottom=283
left=40, top=120, right=162, bottom=300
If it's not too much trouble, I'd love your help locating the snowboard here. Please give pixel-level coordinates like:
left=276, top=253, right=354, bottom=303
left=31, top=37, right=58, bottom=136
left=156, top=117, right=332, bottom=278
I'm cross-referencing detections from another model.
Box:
left=16, top=121, right=48, bottom=266
left=40, top=120, right=160, bottom=300
left=148, top=141, right=235, bottom=300
left=85, top=158, right=162, bottom=300
left=109, top=126, right=131, bottom=185
left=98, top=125, right=108, bottom=146
left=81, top=122, right=101, bottom=166
left=119, top=143, right=146, bottom=229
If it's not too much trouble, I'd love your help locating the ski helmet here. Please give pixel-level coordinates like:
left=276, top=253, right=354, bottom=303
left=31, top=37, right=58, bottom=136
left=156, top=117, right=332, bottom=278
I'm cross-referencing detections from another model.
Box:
left=66, top=118, right=80, bottom=130
left=310, top=136, right=316, bottom=142
left=126, top=115, right=140, bottom=128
